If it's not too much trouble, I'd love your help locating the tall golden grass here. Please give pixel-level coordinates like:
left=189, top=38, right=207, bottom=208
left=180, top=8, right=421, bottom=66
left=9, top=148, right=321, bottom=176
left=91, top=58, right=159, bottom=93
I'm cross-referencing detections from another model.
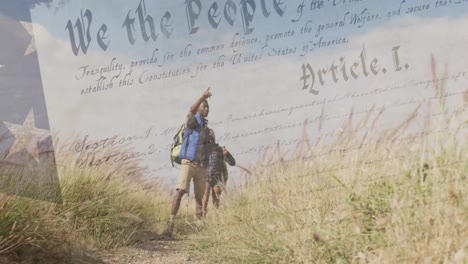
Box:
left=190, top=59, right=467, bottom=263
left=0, top=135, right=173, bottom=262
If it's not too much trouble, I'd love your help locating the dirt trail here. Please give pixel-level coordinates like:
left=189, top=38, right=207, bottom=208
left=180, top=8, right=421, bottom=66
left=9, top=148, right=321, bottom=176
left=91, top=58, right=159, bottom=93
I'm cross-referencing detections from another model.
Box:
left=97, top=235, right=199, bottom=264
left=2, top=232, right=203, bottom=264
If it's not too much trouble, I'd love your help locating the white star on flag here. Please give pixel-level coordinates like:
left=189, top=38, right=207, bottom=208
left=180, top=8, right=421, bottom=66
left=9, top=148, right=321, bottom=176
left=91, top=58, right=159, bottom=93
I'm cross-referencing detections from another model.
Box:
left=3, top=109, right=50, bottom=161
left=0, top=1, right=61, bottom=203
left=19, top=21, right=36, bottom=56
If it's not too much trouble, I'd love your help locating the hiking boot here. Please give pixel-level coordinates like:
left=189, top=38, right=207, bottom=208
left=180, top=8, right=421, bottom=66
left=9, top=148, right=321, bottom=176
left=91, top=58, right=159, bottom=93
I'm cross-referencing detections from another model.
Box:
left=162, top=219, right=174, bottom=237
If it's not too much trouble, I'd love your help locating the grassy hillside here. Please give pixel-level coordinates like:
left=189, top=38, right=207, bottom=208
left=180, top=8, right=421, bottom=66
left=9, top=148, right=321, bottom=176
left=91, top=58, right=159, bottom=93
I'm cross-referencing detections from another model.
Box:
left=191, top=136, right=466, bottom=263
left=191, top=88, right=467, bottom=263
left=0, top=145, right=173, bottom=263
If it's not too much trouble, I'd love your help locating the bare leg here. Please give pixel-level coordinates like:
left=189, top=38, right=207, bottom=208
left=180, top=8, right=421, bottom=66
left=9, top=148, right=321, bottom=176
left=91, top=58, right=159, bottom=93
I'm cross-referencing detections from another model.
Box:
left=202, top=182, right=211, bottom=217
left=212, top=186, right=222, bottom=208
left=194, top=186, right=204, bottom=220
left=163, top=189, right=186, bottom=236
left=193, top=166, right=207, bottom=220
left=171, top=189, right=187, bottom=216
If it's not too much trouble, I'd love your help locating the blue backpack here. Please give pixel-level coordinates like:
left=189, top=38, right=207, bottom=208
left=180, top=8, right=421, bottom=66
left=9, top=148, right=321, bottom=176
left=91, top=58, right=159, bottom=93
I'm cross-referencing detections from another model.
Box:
left=170, top=114, right=208, bottom=166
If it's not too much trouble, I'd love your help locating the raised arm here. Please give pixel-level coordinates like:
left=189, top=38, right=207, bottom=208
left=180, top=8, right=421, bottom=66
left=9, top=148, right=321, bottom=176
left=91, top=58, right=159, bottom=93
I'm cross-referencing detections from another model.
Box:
left=189, top=87, right=212, bottom=114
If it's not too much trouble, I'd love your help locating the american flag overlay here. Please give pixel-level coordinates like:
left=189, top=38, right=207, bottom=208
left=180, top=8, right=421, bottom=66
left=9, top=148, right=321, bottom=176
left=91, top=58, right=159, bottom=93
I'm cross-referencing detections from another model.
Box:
left=0, top=0, right=60, bottom=202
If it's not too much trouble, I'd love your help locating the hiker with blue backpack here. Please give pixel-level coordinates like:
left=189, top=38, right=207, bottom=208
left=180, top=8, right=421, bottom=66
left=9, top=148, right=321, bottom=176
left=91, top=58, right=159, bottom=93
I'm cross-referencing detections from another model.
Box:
left=163, top=88, right=212, bottom=235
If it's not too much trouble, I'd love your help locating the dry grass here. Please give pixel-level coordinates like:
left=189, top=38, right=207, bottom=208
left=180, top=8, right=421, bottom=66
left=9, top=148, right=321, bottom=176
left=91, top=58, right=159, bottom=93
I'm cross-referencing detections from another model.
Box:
left=191, top=136, right=466, bottom=263
left=190, top=60, right=468, bottom=263
left=0, top=136, right=173, bottom=262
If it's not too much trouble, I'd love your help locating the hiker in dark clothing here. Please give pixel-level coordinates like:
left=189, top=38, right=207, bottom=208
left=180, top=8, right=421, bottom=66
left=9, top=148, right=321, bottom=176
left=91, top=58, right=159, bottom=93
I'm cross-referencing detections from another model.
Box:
left=202, top=129, right=236, bottom=216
